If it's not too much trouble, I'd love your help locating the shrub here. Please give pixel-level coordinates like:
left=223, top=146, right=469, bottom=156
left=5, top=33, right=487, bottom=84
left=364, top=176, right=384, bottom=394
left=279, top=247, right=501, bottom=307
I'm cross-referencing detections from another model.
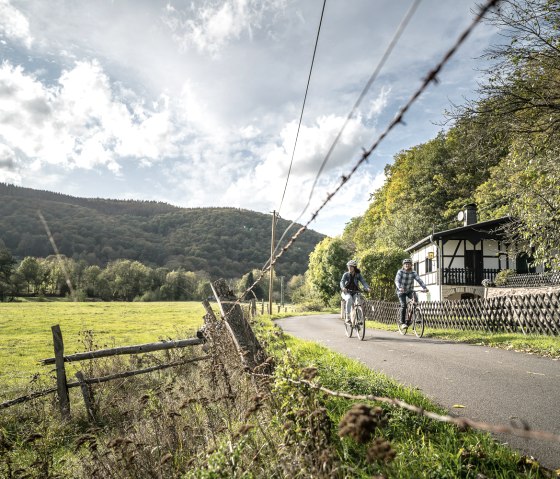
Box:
left=494, top=269, right=515, bottom=286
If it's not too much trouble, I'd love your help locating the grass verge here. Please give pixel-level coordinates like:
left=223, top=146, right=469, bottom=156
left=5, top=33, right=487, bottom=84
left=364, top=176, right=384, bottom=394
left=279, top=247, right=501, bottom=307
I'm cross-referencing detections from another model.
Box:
left=366, top=320, right=560, bottom=359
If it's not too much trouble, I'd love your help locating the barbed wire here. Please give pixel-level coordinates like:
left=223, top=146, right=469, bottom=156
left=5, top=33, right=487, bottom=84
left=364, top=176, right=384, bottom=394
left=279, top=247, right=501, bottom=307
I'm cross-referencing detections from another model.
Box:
left=240, top=0, right=502, bottom=304
left=253, top=372, right=560, bottom=444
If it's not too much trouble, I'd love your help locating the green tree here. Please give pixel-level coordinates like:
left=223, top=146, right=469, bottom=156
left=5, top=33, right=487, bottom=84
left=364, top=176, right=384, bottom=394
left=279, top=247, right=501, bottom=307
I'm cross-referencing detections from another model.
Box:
left=102, top=260, right=151, bottom=301
left=359, top=248, right=407, bottom=300
left=476, top=143, right=560, bottom=268
left=307, top=237, right=352, bottom=305
left=239, top=270, right=265, bottom=300
left=0, top=248, right=16, bottom=301
left=17, top=256, right=40, bottom=294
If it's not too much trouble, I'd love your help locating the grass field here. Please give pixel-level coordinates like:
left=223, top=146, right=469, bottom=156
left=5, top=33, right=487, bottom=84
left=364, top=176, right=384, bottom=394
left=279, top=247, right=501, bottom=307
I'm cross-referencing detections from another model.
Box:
left=0, top=302, right=206, bottom=394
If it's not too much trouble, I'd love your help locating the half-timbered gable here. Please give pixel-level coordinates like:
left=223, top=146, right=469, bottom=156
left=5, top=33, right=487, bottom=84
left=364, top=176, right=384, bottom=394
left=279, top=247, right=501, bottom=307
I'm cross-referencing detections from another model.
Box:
left=404, top=205, right=542, bottom=301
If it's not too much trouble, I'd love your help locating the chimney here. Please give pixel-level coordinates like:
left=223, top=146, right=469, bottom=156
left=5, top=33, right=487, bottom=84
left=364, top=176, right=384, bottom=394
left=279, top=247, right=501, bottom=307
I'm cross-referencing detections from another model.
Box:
left=463, top=204, right=477, bottom=226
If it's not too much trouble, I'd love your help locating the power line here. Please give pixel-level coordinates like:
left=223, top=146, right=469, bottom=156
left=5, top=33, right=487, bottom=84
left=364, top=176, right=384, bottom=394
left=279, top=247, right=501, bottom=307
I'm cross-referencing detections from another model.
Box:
left=277, top=0, right=328, bottom=216
left=241, top=0, right=501, bottom=303
left=271, top=0, right=422, bottom=263
left=294, top=0, right=423, bottom=225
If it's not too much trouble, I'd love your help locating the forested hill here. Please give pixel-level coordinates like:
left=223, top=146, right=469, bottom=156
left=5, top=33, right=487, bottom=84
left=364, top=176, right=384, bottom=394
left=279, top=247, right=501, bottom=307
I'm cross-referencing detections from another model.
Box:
left=0, top=183, right=325, bottom=278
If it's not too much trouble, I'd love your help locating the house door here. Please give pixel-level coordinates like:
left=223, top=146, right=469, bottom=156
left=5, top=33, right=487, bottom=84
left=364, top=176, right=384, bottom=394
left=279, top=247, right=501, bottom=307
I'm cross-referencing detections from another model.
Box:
left=465, top=250, right=483, bottom=285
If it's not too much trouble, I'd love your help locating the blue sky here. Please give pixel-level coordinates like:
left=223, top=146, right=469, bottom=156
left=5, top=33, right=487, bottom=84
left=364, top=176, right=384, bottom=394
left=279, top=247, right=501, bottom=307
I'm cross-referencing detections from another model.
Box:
left=0, top=0, right=498, bottom=236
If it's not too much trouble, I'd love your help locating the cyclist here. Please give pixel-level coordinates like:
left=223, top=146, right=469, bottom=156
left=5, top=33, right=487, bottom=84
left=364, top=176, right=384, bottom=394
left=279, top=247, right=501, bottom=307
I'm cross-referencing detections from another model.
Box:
left=395, top=258, right=428, bottom=329
left=340, top=260, right=370, bottom=324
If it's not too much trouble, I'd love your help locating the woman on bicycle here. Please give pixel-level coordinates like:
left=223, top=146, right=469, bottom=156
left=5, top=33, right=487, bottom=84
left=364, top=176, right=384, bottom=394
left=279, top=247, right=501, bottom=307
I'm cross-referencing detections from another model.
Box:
left=340, top=260, right=370, bottom=324
left=395, top=258, right=428, bottom=329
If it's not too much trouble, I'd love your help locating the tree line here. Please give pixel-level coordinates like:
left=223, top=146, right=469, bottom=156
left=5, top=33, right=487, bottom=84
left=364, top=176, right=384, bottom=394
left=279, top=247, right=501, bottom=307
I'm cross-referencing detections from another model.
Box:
left=0, top=247, right=303, bottom=304
left=303, top=0, right=560, bottom=306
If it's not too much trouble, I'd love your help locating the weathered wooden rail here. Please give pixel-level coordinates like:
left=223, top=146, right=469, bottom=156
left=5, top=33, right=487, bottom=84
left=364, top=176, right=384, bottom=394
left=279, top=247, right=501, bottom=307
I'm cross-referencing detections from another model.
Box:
left=1, top=280, right=267, bottom=417
left=362, top=291, right=560, bottom=336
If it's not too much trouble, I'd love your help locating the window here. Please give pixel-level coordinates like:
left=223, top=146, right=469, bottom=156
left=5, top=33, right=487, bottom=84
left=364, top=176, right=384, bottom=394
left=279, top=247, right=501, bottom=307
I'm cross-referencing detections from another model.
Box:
left=425, top=258, right=433, bottom=273
left=413, top=261, right=419, bottom=274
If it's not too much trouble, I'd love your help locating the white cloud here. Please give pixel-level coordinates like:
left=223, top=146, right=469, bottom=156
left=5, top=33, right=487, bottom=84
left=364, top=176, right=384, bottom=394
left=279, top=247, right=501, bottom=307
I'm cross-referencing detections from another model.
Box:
left=0, top=60, right=181, bottom=173
left=0, top=0, right=501, bottom=236
left=0, top=0, right=33, bottom=48
left=368, top=86, right=391, bottom=119
left=163, top=0, right=287, bottom=55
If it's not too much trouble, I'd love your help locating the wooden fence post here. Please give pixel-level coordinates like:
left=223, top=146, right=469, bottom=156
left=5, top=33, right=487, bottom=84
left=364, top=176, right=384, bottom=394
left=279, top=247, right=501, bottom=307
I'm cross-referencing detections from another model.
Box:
left=251, top=299, right=257, bottom=318
left=210, top=279, right=269, bottom=377
left=76, top=371, right=96, bottom=422
left=52, top=325, right=70, bottom=419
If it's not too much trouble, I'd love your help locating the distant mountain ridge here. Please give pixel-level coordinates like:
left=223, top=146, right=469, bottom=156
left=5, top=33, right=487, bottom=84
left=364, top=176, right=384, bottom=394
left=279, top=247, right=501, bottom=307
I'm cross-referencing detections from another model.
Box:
left=0, top=183, right=325, bottom=278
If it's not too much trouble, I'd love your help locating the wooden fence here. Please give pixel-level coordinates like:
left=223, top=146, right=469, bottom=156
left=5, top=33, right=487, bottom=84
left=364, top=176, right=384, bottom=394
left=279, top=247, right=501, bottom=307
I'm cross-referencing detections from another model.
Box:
left=497, top=271, right=560, bottom=288
left=0, top=283, right=266, bottom=417
left=362, top=292, right=560, bottom=336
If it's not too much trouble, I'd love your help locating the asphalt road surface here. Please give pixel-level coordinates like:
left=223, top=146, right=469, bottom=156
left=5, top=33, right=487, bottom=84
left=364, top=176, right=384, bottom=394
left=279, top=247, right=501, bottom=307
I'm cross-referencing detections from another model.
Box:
left=276, top=314, right=560, bottom=470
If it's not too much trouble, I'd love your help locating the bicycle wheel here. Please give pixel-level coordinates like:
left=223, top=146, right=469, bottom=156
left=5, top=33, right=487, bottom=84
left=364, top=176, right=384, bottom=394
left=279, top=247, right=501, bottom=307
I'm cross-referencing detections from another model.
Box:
left=413, top=307, right=424, bottom=338
left=345, top=309, right=354, bottom=338
left=356, top=306, right=366, bottom=341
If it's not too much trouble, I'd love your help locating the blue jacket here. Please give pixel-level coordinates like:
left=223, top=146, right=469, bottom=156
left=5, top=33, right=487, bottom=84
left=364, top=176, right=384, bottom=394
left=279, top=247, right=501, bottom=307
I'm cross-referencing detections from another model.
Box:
left=340, top=271, right=369, bottom=292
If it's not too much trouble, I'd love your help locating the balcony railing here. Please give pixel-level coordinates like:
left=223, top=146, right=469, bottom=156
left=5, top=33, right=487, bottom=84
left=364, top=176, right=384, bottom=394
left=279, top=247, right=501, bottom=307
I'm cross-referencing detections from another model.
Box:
left=443, top=268, right=499, bottom=286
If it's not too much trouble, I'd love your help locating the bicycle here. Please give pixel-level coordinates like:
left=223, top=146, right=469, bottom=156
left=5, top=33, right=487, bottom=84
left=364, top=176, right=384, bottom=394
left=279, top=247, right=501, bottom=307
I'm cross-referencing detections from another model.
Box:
left=397, top=291, right=425, bottom=338
left=343, top=291, right=366, bottom=341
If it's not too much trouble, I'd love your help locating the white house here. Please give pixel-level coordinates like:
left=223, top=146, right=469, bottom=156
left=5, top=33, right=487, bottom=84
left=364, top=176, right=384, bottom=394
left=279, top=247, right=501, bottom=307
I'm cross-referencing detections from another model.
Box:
left=405, top=205, right=540, bottom=301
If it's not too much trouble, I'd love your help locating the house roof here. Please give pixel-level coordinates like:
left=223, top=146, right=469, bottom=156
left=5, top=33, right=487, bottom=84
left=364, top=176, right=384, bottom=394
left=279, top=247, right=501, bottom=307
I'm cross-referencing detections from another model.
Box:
left=405, top=216, right=511, bottom=252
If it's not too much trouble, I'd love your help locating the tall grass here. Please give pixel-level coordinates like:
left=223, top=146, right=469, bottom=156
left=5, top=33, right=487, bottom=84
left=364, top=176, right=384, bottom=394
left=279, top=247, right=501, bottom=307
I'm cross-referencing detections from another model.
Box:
left=0, top=306, right=553, bottom=478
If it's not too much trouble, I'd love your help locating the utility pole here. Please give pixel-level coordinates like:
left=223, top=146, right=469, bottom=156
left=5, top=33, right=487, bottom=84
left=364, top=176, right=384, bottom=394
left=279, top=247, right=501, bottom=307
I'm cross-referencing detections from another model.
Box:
left=280, top=276, right=284, bottom=307
left=269, top=210, right=276, bottom=315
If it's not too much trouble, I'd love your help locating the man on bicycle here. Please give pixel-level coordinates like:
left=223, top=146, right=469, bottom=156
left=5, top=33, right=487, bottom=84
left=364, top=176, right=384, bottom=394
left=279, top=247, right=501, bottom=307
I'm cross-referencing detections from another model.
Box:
left=395, top=258, right=428, bottom=329
left=340, top=260, right=370, bottom=324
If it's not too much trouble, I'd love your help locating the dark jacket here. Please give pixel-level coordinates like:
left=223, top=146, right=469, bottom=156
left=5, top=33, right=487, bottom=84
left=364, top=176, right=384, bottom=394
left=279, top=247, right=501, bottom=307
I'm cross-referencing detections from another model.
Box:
left=340, top=271, right=369, bottom=292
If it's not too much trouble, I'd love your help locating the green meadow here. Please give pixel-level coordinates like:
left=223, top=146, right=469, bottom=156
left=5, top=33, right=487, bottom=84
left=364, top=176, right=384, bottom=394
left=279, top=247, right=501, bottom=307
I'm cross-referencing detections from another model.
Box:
left=0, top=301, right=206, bottom=396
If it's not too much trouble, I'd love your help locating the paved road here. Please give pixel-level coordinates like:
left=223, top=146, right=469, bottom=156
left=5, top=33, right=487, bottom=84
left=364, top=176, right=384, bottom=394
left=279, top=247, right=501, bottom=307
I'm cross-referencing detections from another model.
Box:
left=276, top=314, right=560, bottom=469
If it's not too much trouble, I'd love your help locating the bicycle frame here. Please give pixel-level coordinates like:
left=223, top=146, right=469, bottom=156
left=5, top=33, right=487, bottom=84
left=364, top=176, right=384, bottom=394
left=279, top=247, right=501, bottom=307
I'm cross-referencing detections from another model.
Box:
left=344, top=291, right=366, bottom=340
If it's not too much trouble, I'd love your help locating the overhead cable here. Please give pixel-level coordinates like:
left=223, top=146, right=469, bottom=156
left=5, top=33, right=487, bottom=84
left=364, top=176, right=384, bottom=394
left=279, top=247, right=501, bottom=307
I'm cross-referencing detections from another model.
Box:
left=271, top=0, right=422, bottom=263
left=277, top=0, right=328, bottom=217
left=242, top=0, right=502, bottom=302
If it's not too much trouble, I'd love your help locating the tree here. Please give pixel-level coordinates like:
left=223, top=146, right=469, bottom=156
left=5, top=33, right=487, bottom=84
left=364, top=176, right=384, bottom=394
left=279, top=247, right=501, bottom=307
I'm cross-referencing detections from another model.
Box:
left=102, top=260, right=151, bottom=301
left=17, top=256, right=40, bottom=294
left=0, top=248, right=16, bottom=301
left=239, top=270, right=265, bottom=300
left=307, top=237, right=352, bottom=305
left=359, top=248, right=407, bottom=300
left=466, top=0, right=560, bottom=268
left=476, top=143, right=560, bottom=268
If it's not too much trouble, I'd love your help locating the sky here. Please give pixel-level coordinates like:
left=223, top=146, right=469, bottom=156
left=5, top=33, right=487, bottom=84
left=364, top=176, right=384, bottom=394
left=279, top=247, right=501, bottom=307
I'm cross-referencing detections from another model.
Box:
left=0, top=0, right=499, bottom=237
